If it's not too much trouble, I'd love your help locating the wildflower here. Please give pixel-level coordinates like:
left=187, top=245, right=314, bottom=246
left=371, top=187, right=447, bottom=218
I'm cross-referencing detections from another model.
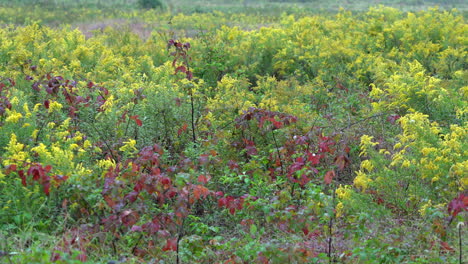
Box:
left=418, top=200, right=432, bottom=216
left=354, top=170, right=372, bottom=192
left=336, top=184, right=352, bottom=200
left=31, top=143, right=52, bottom=160
left=97, top=159, right=116, bottom=170
left=100, top=95, right=115, bottom=113
left=69, top=143, right=79, bottom=150
left=119, top=139, right=137, bottom=153
left=48, top=101, right=63, bottom=113
left=83, top=140, right=92, bottom=149
left=335, top=202, right=344, bottom=218
left=421, top=147, right=437, bottom=156
left=361, top=160, right=374, bottom=172
left=3, top=134, right=29, bottom=166
left=5, top=110, right=23, bottom=123
left=360, top=135, right=379, bottom=156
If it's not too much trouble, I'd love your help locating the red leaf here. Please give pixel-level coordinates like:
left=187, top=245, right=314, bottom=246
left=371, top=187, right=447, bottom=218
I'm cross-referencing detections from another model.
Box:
left=193, top=185, right=210, bottom=201
left=130, top=115, right=142, bottom=126
left=175, top=65, right=186, bottom=74
left=51, top=252, right=61, bottom=262
left=387, top=114, right=401, bottom=125
left=257, top=253, right=269, bottom=264
left=228, top=160, right=239, bottom=170
left=186, top=71, right=193, bottom=81
left=28, top=164, right=45, bottom=181
left=44, top=100, right=50, bottom=109
left=440, top=241, right=455, bottom=252
left=161, top=177, right=171, bottom=186
left=229, top=208, right=236, bottom=215
left=197, top=174, right=210, bottom=184
left=104, top=195, right=116, bottom=209
left=45, top=165, right=52, bottom=173
left=344, top=146, right=350, bottom=154
left=124, top=191, right=139, bottom=203
left=162, top=238, right=178, bottom=251
left=336, top=82, right=348, bottom=92
left=272, top=119, right=283, bottom=129
left=42, top=179, right=50, bottom=196
left=6, top=164, right=17, bottom=174
left=142, top=220, right=160, bottom=235
left=52, top=174, right=68, bottom=183
left=121, top=210, right=139, bottom=227
left=448, top=194, right=468, bottom=219
left=218, top=197, right=227, bottom=207
left=18, top=170, right=26, bottom=186
left=178, top=123, right=188, bottom=136
left=131, top=163, right=139, bottom=173
left=334, top=155, right=350, bottom=171
left=133, top=247, right=148, bottom=257
left=306, top=152, right=321, bottom=165
left=324, top=170, right=335, bottom=184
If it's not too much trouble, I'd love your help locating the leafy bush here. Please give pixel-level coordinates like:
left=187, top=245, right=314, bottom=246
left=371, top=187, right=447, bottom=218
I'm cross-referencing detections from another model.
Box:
left=138, top=0, right=164, bottom=9
left=0, top=6, right=466, bottom=263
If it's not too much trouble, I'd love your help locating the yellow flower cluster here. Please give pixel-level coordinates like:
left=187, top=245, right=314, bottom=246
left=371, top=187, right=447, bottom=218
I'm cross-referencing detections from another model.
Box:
left=354, top=170, right=372, bottom=192
left=48, top=101, right=63, bottom=113
left=119, top=139, right=137, bottom=154
left=336, top=185, right=352, bottom=200
left=5, top=110, right=23, bottom=123
left=359, top=135, right=379, bottom=157
left=3, top=133, right=29, bottom=166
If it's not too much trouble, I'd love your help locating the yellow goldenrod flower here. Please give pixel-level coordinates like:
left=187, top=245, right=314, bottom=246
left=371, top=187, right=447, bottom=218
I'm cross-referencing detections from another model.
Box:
left=100, top=95, right=115, bottom=113
left=335, top=202, right=344, bottom=218
left=3, top=133, right=29, bottom=166
left=48, top=101, right=63, bottom=113
left=69, top=143, right=79, bottom=151
left=401, top=160, right=411, bottom=168
left=336, top=184, right=352, bottom=200
left=33, top=103, right=42, bottom=112
left=97, top=158, right=116, bottom=170
left=361, top=160, right=374, bottom=172
left=360, top=135, right=379, bottom=156
left=119, top=139, right=137, bottom=153
left=354, top=170, right=372, bottom=192
left=418, top=200, right=432, bottom=216
left=5, top=110, right=23, bottom=123
left=31, top=143, right=52, bottom=160
left=83, top=140, right=92, bottom=149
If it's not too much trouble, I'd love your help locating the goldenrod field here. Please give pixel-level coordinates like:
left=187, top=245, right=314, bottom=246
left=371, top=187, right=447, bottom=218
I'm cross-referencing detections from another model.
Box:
left=0, top=1, right=467, bottom=263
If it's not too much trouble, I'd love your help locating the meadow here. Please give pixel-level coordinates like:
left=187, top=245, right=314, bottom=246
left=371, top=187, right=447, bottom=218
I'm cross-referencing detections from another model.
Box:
left=0, top=0, right=467, bottom=263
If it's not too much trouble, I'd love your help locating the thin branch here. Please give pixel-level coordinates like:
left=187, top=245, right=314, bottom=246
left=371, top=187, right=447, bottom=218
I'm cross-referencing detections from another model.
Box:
left=271, top=130, right=284, bottom=175
left=338, top=113, right=386, bottom=132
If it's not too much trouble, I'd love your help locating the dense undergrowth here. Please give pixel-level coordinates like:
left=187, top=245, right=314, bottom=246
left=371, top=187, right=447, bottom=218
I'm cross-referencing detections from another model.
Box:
left=0, top=3, right=467, bottom=264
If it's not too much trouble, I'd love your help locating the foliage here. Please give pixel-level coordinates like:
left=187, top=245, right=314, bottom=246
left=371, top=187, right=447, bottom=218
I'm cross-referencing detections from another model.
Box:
left=0, top=5, right=466, bottom=263
left=138, top=0, right=164, bottom=9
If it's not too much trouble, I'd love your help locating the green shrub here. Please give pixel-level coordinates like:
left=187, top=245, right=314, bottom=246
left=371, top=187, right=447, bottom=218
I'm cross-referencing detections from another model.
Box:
left=138, top=0, right=164, bottom=9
